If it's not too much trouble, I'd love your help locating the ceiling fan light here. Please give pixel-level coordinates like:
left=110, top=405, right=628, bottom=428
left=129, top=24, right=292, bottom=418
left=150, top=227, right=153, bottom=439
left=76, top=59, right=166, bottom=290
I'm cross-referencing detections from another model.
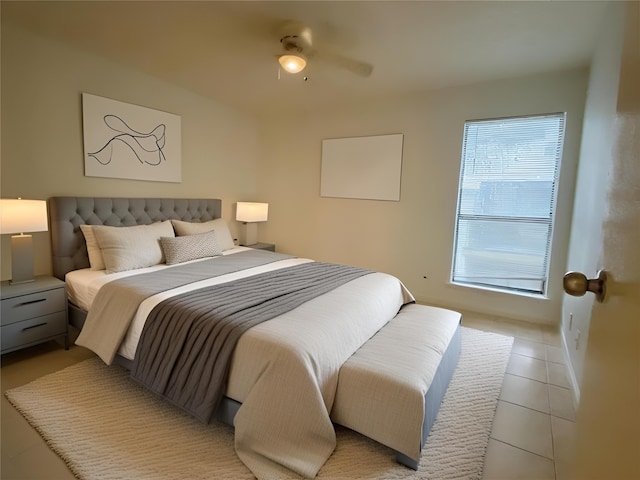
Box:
left=278, top=54, right=307, bottom=74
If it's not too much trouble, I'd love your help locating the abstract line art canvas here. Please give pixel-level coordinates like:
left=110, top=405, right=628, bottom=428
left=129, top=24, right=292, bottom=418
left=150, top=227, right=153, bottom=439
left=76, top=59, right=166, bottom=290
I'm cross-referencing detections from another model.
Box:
left=82, top=93, right=182, bottom=183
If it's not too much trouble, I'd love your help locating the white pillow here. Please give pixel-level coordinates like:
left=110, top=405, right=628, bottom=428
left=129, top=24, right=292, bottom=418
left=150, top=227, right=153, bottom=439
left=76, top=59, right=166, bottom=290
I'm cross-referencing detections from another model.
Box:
left=160, top=230, right=223, bottom=265
left=92, top=221, right=175, bottom=273
left=79, top=225, right=106, bottom=271
left=171, top=218, right=234, bottom=251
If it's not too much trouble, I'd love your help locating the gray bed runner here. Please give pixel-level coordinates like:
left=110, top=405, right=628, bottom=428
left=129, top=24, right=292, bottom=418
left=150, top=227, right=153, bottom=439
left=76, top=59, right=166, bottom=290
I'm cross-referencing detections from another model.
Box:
left=76, top=250, right=294, bottom=364
left=131, top=262, right=372, bottom=423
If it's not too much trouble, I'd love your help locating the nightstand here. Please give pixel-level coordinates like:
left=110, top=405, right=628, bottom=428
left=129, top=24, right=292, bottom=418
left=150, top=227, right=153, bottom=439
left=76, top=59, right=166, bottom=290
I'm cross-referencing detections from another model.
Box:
left=248, top=242, right=275, bottom=252
left=1, top=276, right=68, bottom=354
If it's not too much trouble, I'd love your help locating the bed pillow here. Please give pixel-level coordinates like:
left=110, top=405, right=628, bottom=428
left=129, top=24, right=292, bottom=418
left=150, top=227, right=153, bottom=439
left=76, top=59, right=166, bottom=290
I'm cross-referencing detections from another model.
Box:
left=92, top=221, right=175, bottom=273
left=171, top=218, right=235, bottom=251
left=79, top=225, right=106, bottom=271
left=160, top=230, right=223, bottom=265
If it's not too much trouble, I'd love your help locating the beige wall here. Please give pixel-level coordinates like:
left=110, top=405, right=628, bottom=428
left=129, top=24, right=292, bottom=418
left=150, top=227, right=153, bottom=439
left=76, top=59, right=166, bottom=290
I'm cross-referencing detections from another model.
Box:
left=2, top=21, right=591, bottom=326
left=256, top=69, right=588, bottom=325
left=1, top=23, right=261, bottom=280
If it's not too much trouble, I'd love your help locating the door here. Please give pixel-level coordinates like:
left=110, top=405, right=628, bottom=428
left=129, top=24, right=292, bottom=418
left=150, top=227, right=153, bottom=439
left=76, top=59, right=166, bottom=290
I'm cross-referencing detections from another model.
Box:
left=571, top=3, right=640, bottom=478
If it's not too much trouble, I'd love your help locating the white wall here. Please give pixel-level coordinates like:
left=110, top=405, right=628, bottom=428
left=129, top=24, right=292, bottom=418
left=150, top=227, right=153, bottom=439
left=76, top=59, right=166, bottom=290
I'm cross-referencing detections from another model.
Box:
left=256, top=70, right=588, bottom=325
left=0, top=23, right=261, bottom=280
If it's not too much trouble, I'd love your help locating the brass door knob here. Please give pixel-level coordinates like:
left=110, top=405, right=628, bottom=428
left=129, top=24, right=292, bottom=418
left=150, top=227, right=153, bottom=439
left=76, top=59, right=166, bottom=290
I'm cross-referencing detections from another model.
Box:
left=563, top=270, right=607, bottom=303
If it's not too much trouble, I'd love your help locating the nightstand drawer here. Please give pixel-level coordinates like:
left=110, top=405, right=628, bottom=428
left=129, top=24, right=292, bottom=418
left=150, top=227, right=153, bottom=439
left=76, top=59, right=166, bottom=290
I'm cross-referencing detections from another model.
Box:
left=1, top=311, right=67, bottom=352
left=1, top=288, right=66, bottom=326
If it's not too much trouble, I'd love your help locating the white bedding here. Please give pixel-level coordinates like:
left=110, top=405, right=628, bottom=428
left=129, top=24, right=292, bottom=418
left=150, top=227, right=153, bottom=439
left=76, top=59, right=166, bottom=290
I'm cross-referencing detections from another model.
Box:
left=66, top=246, right=253, bottom=312
left=230, top=271, right=412, bottom=478
left=70, top=250, right=415, bottom=479
left=67, top=247, right=312, bottom=360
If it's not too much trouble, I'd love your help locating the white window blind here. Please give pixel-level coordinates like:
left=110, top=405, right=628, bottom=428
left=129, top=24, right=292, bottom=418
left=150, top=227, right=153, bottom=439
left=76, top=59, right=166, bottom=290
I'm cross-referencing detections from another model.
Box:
left=452, top=113, right=566, bottom=294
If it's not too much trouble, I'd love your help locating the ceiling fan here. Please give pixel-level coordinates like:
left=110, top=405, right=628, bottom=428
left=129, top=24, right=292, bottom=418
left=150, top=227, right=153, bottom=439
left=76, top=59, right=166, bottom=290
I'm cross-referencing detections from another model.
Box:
left=276, top=20, right=373, bottom=78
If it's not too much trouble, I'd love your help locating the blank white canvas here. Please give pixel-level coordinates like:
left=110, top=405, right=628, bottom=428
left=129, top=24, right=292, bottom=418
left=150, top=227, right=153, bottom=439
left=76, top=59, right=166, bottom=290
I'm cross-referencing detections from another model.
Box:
left=320, top=134, right=403, bottom=201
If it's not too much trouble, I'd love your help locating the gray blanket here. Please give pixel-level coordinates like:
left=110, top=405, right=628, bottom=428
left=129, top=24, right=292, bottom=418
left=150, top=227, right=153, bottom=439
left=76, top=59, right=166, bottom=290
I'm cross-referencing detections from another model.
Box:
left=76, top=249, right=294, bottom=364
left=130, top=262, right=372, bottom=423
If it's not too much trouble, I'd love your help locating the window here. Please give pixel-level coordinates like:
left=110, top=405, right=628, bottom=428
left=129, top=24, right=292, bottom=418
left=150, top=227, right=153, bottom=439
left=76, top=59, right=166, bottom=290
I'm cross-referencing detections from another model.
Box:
left=451, top=113, right=566, bottom=295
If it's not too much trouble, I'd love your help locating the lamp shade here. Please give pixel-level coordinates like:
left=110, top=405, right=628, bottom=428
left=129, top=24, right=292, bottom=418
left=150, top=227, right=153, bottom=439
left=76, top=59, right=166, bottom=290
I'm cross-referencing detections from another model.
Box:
left=278, top=54, right=307, bottom=74
left=236, top=202, right=269, bottom=223
left=0, top=199, right=48, bottom=234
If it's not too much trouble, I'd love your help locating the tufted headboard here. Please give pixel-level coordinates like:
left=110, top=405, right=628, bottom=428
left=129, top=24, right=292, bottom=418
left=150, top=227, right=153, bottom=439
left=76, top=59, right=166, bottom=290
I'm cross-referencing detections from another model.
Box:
left=49, top=197, right=222, bottom=280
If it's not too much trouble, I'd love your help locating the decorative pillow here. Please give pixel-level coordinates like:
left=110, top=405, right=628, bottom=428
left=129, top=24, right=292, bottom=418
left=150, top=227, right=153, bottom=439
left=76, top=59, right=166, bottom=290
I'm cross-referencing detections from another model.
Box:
left=171, top=218, right=234, bottom=251
left=160, top=230, right=223, bottom=265
left=92, top=221, right=175, bottom=273
left=79, top=225, right=106, bottom=271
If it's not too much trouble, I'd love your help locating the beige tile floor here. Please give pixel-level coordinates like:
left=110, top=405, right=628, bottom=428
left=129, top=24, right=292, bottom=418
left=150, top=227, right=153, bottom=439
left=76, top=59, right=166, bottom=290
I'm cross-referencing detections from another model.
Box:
left=461, top=312, right=576, bottom=480
left=1, top=314, right=575, bottom=479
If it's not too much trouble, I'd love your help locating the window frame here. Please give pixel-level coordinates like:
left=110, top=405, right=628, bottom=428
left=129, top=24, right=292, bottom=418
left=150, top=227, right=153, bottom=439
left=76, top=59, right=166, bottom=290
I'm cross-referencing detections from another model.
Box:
left=450, top=112, right=567, bottom=297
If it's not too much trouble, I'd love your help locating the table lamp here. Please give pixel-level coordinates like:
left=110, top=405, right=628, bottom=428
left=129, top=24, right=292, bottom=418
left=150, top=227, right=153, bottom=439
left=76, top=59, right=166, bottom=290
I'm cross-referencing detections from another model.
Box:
left=0, top=198, right=49, bottom=284
left=236, top=202, right=268, bottom=246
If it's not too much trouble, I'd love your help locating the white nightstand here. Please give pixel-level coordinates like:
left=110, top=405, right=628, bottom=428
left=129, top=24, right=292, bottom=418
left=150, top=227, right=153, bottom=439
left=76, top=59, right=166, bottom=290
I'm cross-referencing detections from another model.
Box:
left=1, top=276, right=68, bottom=354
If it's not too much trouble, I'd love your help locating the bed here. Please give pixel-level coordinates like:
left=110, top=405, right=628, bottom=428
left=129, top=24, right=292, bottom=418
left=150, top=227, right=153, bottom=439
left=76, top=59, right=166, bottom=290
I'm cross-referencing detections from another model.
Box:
left=49, top=196, right=460, bottom=479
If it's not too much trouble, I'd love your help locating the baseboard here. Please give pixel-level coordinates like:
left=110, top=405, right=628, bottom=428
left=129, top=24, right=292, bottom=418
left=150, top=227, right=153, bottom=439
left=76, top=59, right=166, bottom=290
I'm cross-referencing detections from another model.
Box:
left=561, top=328, right=581, bottom=409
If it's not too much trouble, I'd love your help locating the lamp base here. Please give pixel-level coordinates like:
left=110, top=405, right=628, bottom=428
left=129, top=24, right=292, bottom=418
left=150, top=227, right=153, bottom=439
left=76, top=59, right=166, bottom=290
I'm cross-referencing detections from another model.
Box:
left=239, top=222, right=258, bottom=246
left=10, top=234, right=35, bottom=284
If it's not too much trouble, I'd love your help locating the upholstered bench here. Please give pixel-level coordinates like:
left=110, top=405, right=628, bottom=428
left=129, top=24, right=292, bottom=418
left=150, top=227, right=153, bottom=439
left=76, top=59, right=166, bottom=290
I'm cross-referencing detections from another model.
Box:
left=330, top=303, right=462, bottom=469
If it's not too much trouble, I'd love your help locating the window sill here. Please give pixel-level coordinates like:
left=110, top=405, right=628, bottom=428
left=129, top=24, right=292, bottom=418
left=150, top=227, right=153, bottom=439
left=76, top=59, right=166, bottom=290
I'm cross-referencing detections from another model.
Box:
left=449, top=281, right=549, bottom=300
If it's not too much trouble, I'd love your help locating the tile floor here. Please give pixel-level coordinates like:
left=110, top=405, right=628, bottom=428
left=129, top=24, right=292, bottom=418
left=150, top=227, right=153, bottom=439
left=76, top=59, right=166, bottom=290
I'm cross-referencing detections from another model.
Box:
left=1, top=313, right=575, bottom=479
left=461, top=311, right=576, bottom=480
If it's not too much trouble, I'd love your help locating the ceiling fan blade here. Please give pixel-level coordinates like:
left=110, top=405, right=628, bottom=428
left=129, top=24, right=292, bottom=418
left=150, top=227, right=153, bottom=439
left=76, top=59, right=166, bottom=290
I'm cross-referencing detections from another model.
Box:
left=307, top=49, right=372, bottom=77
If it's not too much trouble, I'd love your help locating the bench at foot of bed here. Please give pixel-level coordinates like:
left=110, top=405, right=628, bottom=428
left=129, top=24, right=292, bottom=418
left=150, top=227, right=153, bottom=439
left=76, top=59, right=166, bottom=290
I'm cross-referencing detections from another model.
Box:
left=330, top=303, right=462, bottom=469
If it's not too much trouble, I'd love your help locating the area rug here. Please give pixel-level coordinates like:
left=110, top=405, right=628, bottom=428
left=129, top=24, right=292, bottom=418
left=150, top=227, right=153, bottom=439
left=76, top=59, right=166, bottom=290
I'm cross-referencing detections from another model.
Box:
left=6, top=327, right=513, bottom=480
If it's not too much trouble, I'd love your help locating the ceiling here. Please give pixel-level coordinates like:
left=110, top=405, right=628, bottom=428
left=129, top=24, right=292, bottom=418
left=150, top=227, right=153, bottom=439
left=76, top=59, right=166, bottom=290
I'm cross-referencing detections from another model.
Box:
left=2, top=1, right=610, bottom=116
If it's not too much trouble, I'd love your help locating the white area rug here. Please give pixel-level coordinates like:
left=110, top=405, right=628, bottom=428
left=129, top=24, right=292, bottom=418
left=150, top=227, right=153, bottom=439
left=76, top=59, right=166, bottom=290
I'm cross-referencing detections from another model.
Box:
left=6, top=327, right=512, bottom=480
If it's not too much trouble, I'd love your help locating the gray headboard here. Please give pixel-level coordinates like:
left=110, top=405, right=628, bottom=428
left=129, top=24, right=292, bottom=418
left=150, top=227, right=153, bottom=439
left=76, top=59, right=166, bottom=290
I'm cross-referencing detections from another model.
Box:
left=49, top=197, right=222, bottom=280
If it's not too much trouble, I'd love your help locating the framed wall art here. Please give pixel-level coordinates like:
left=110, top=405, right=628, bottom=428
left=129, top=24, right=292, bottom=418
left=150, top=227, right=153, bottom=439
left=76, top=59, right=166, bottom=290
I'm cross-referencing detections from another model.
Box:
left=82, top=93, right=182, bottom=183
left=320, top=133, right=404, bottom=201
